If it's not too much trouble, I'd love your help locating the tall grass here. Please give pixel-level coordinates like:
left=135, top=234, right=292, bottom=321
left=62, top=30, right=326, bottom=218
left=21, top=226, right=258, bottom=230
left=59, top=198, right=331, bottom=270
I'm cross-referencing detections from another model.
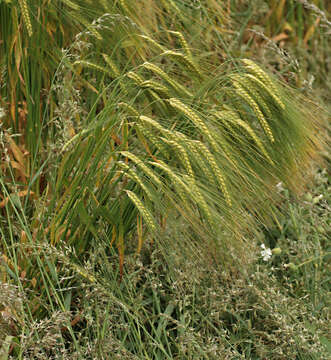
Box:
left=0, top=0, right=329, bottom=358
left=231, top=0, right=331, bottom=99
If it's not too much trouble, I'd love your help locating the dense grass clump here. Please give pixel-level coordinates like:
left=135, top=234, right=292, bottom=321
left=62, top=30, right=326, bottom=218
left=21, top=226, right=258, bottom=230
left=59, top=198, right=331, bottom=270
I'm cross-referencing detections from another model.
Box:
left=0, top=0, right=329, bottom=358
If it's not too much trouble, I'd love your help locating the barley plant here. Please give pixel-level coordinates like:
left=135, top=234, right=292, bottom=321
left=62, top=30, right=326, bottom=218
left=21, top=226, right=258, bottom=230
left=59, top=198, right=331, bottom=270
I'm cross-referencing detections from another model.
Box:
left=0, top=0, right=329, bottom=358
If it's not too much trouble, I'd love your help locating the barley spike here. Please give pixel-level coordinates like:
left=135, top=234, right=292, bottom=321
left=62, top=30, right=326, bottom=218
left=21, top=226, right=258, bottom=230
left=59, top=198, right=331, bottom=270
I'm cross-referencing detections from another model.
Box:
left=126, top=190, right=156, bottom=232
left=232, top=81, right=274, bottom=143
left=168, top=98, right=218, bottom=150
left=120, top=151, right=162, bottom=185
left=18, top=0, right=33, bottom=37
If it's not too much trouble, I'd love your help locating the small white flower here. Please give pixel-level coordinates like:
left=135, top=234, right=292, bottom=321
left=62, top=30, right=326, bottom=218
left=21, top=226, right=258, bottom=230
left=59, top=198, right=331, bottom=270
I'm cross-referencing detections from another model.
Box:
left=276, top=182, right=284, bottom=192
left=313, top=194, right=323, bottom=204
left=0, top=108, right=5, bottom=119
left=260, top=244, right=272, bottom=261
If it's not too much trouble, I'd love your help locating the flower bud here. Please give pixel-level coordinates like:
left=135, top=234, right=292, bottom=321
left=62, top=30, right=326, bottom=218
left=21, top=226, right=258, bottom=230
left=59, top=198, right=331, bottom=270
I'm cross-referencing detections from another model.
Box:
left=272, top=247, right=282, bottom=255
left=287, top=263, right=297, bottom=271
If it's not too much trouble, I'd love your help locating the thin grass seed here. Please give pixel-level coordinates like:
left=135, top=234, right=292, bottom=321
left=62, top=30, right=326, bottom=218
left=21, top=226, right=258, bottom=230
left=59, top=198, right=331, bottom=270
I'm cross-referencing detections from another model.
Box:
left=73, top=14, right=102, bottom=40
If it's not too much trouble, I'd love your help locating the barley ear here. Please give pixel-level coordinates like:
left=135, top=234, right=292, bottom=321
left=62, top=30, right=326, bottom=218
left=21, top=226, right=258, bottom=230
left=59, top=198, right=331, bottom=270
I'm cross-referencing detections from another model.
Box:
left=219, top=110, right=274, bottom=164
left=198, top=142, right=232, bottom=207
left=168, top=31, right=193, bottom=59
left=245, top=73, right=285, bottom=110
left=141, top=62, right=192, bottom=97
left=119, top=0, right=130, bottom=15
left=74, top=61, right=113, bottom=77
left=138, top=35, right=166, bottom=53
left=61, top=0, right=80, bottom=11
left=18, top=0, right=33, bottom=37
left=162, top=51, right=202, bottom=78
left=184, top=175, right=213, bottom=225
left=161, top=138, right=193, bottom=177
left=117, top=102, right=140, bottom=117
left=120, top=151, right=162, bottom=186
left=102, top=54, right=121, bottom=77
left=232, top=82, right=275, bottom=143
left=136, top=124, right=170, bottom=157
left=168, top=98, right=218, bottom=150
left=126, top=190, right=156, bottom=232
left=149, top=160, right=191, bottom=202
left=126, top=71, right=144, bottom=85
left=242, top=59, right=285, bottom=109
left=231, top=74, right=273, bottom=120
left=117, top=161, right=153, bottom=201
left=141, top=80, right=170, bottom=98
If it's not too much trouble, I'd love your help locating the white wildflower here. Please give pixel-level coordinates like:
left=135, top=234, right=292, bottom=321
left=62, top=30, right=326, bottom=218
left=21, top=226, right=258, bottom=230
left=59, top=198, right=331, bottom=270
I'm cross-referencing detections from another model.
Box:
left=0, top=107, right=5, bottom=119
left=313, top=194, right=323, bottom=204
left=260, top=244, right=272, bottom=261
left=276, top=182, right=284, bottom=192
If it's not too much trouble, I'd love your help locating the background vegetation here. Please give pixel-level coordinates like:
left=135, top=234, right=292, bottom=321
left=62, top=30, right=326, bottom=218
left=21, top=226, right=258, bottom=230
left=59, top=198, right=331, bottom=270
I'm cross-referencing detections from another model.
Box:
left=0, top=0, right=330, bottom=359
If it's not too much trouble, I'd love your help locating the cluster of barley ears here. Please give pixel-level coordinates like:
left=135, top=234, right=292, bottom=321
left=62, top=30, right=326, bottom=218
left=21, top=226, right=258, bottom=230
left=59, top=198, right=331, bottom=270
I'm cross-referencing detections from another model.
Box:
left=44, top=13, right=323, bottom=264
left=1, top=0, right=325, bottom=273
